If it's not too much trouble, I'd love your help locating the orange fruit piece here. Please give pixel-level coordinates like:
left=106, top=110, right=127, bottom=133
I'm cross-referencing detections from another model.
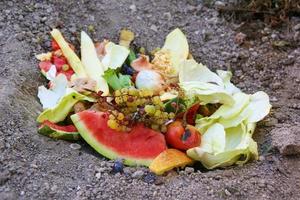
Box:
left=149, top=149, right=194, bottom=175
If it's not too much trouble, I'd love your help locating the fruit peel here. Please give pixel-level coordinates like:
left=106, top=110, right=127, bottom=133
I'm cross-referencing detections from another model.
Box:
left=149, top=149, right=194, bottom=175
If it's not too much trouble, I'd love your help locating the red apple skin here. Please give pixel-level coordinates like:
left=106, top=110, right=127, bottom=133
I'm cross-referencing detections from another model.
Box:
left=165, top=121, right=201, bottom=150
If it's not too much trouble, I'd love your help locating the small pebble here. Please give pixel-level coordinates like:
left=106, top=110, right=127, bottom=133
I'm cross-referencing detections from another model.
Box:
left=95, top=172, right=101, bottom=179
left=214, top=1, right=225, bottom=8
left=150, top=25, right=158, bottom=32
left=154, top=176, right=164, bottom=185
left=131, top=170, right=144, bottom=179
left=30, top=164, right=38, bottom=169
left=144, top=172, right=156, bottom=184
left=224, top=189, right=231, bottom=196
left=262, top=36, right=268, bottom=42
left=264, top=118, right=278, bottom=127
left=70, top=143, right=81, bottom=150
left=259, top=155, right=265, bottom=161
left=129, top=4, right=137, bottom=12
left=294, top=23, right=300, bottom=31
left=163, top=12, right=172, bottom=21
left=184, top=167, right=195, bottom=174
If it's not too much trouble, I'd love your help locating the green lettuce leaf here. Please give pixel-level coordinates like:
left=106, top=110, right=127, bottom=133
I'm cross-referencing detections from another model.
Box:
left=187, top=122, right=258, bottom=169
left=180, top=81, right=234, bottom=106
left=216, top=70, right=240, bottom=94
left=210, top=92, right=250, bottom=119
left=246, top=91, right=272, bottom=123
left=195, top=91, right=271, bottom=130
left=103, top=69, right=132, bottom=90
left=179, top=59, right=224, bottom=86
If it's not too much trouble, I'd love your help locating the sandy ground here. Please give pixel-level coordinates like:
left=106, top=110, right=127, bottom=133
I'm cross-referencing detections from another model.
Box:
left=0, top=0, right=300, bottom=199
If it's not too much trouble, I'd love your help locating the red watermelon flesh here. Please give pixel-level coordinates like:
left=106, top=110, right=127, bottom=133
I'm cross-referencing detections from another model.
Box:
left=71, top=110, right=167, bottom=166
left=38, top=120, right=80, bottom=141
left=39, top=61, right=52, bottom=73
left=40, top=120, right=78, bottom=132
left=38, top=57, right=74, bottom=80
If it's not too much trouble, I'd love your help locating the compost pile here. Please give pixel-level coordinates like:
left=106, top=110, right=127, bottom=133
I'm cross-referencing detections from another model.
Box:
left=36, top=28, right=271, bottom=175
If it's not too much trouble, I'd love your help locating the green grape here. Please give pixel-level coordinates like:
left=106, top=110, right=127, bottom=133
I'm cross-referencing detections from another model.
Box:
left=162, top=112, right=169, bottom=119
left=154, top=110, right=162, bottom=118
left=151, top=124, right=159, bottom=131
left=152, top=96, right=161, bottom=105
left=161, top=125, right=167, bottom=133
left=121, top=88, right=128, bottom=94
left=168, top=112, right=175, bottom=119
left=108, top=119, right=118, bottom=130
left=144, top=105, right=156, bottom=115
left=155, top=105, right=161, bottom=110
left=114, top=90, right=121, bottom=96
left=126, top=101, right=135, bottom=107
left=146, top=89, right=154, bottom=97
left=117, top=113, right=125, bottom=120
left=115, top=97, right=122, bottom=105
left=122, top=95, right=128, bottom=102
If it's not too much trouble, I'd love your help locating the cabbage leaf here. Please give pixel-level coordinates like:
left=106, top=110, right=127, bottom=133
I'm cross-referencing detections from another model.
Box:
left=180, top=81, right=234, bottom=106
left=102, top=42, right=129, bottom=71
left=187, top=123, right=258, bottom=169
left=37, top=88, right=95, bottom=123
left=37, top=74, right=68, bottom=109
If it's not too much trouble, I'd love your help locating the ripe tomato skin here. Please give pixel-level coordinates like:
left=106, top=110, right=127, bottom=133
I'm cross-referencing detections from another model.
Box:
left=165, top=121, right=201, bottom=150
left=186, top=103, right=200, bottom=125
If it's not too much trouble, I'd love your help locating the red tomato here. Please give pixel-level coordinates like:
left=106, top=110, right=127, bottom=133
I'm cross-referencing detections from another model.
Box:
left=165, top=121, right=201, bottom=150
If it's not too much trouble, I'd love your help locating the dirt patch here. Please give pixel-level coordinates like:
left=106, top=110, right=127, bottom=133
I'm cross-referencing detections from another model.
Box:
left=0, top=0, right=299, bottom=199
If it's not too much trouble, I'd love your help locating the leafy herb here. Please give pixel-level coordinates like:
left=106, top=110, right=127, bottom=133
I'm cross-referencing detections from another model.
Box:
left=103, top=69, right=132, bottom=90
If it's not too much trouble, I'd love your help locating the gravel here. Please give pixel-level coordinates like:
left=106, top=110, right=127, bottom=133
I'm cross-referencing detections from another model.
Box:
left=0, top=0, right=299, bottom=199
left=271, top=125, right=300, bottom=156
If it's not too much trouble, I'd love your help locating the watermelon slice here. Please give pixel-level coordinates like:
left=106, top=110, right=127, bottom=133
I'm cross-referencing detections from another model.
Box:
left=38, top=120, right=80, bottom=141
left=71, top=110, right=167, bottom=166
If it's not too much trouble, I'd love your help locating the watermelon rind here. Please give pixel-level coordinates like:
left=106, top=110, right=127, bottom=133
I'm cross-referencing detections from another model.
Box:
left=71, top=113, right=156, bottom=167
left=38, top=124, right=80, bottom=141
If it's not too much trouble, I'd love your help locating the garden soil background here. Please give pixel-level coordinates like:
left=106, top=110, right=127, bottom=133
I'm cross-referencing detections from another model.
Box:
left=0, top=0, right=300, bottom=199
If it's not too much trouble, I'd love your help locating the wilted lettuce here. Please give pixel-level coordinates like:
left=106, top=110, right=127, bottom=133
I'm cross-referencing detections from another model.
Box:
left=180, top=81, right=234, bottom=106
left=187, top=122, right=258, bottom=169
left=179, top=59, right=271, bottom=169
left=37, top=88, right=95, bottom=123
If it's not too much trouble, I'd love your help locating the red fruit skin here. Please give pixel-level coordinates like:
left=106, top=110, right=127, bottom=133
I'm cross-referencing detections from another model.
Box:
left=39, top=61, right=52, bottom=72
left=51, top=40, right=60, bottom=51
left=165, top=121, right=201, bottom=150
left=52, top=55, right=67, bottom=71
left=186, top=103, right=200, bottom=125
left=59, top=68, right=74, bottom=80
